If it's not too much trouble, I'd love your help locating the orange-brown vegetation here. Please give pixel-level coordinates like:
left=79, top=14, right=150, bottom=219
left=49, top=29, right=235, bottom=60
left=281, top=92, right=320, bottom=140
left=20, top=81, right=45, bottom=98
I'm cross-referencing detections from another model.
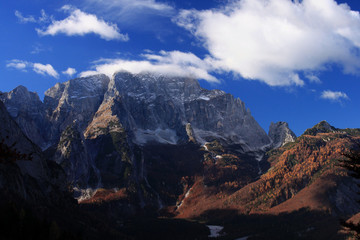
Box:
left=203, top=153, right=257, bottom=191
left=80, top=188, right=129, bottom=204
left=84, top=100, right=123, bottom=139
left=177, top=132, right=360, bottom=220
left=226, top=133, right=358, bottom=213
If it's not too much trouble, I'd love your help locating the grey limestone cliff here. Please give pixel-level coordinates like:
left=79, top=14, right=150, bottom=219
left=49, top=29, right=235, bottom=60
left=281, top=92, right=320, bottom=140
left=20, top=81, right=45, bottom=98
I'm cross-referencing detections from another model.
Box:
left=44, top=74, right=110, bottom=143
left=2, top=72, right=272, bottom=202
left=269, top=121, right=297, bottom=148
left=0, top=86, right=50, bottom=149
left=106, top=71, right=271, bottom=150
left=0, top=100, right=68, bottom=205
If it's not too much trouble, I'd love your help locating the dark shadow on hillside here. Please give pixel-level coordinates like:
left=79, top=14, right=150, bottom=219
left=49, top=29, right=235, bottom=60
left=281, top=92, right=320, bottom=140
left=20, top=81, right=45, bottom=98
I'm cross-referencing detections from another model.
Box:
left=120, top=217, right=210, bottom=240
left=194, top=208, right=348, bottom=240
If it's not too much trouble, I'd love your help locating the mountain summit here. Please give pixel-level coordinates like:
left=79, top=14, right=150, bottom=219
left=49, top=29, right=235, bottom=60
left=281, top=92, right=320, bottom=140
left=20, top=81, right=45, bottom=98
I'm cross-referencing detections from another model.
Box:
left=1, top=72, right=271, bottom=204
left=303, top=120, right=337, bottom=136
left=269, top=121, right=297, bottom=148
left=1, top=73, right=360, bottom=239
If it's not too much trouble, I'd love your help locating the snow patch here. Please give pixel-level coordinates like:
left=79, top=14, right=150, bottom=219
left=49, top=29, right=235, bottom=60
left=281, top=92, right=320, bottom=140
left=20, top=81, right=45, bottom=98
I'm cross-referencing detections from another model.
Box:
left=235, top=236, right=250, bottom=240
left=177, top=187, right=192, bottom=209
left=207, top=225, right=225, bottom=238
left=203, top=142, right=209, bottom=151
left=193, top=128, right=227, bottom=145
left=198, top=96, right=210, bottom=101
left=73, top=187, right=98, bottom=202
left=70, top=95, right=100, bottom=99
left=134, top=128, right=178, bottom=145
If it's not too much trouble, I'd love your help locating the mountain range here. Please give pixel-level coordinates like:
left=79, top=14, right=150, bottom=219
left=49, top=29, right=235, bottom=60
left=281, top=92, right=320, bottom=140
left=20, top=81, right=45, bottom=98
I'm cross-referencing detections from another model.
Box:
left=0, top=72, right=359, bottom=239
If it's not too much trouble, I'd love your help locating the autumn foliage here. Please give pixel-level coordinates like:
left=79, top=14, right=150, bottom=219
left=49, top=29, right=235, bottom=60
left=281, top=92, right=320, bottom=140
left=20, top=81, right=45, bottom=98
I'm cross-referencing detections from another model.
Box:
left=235, top=133, right=359, bottom=211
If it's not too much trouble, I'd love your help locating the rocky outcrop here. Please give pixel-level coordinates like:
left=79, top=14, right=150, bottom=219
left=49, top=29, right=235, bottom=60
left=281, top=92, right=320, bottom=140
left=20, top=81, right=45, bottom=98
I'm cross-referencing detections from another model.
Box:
left=0, top=100, right=69, bottom=205
left=303, top=120, right=337, bottom=136
left=44, top=74, right=110, bottom=143
left=53, top=123, right=94, bottom=189
left=0, top=86, right=50, bottom=149
left=185, top=123, right=196, bottom=143
left=269, top=122, right=297, bottom=148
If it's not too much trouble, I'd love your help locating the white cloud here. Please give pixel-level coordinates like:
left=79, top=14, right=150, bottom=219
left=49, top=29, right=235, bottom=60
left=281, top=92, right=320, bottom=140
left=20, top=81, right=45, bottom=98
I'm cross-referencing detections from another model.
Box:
left=62, top=67, right=77, bottom=77
left=33, top=63, right=59, bottom=78
left=80, top=50, right=219, bottom=83
left=321, top=90, right=349, bottom=101
left=15, top=10, right=36, bottom=23
left=6, top=60, right=59, bottom=78
left=37, top=5, right=128, bottom=41
left=175, top=0, right=360, bottom=86
left=6, top=60, right=29, bottom=70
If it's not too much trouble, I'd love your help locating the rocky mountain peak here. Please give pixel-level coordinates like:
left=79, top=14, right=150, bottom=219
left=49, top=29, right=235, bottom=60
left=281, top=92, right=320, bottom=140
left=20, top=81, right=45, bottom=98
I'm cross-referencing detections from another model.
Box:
left=43, top=74, right=110, bottom=141
left=1, top=72, right=272, bottom=202
left=0, top=86, right=49, bottom=149
left=8, top=85, right=37, bottom=99
left=110, top=71, right=202, bottom=102
left=1, top=85, right=42, bottom=116
left=2, top=72, right=271, bottom=151
left=106, top=71, right=270, bottom=149
left=44, top=74, right=110, bottom=109
left=269, top=121, right=297, bottom=148
left=303, top=120, right=337, bottom=136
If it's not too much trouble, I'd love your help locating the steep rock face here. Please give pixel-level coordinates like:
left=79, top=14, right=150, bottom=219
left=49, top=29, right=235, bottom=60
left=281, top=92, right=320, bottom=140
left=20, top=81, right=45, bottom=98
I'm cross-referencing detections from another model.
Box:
left=0, top=99, right=47, bottom=181
left=2, top=72, right=272, bottom=207
left=0, top=86, right=50, bottom=149
left=84, top=96, right=163, bottom=206
left=76, top=72, right=270, bottom=207
left=52, top=123, right=94, bottom=190
left=269, top=122, right=297, bottom=149
left=44, top=74, right=110, bottom=142
left=2, top=72, right=270, bottom=151
left=0, top=100, right=68, bottom=205
left=185, top=123, right=196, bottom=143
left=107, top=72, right=271, bottom=149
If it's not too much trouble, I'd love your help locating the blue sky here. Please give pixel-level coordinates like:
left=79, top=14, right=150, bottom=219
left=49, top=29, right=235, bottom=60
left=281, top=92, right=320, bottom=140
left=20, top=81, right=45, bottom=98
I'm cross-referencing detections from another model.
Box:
left=1, top=0, right=360, bottom=136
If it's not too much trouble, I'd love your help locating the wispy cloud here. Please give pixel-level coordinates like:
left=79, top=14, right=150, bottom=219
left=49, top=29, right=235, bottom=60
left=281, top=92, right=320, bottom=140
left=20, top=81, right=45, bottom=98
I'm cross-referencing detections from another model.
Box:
left=80, top=0, right=175, bottom=33
left=6, top=60, right=29, bottom=70
left=175, top=0, right=360, bottom=87
left=36, top=5, right=128, bottom=41
left=30, top=43, right=52, bottom=54
left=321, top=90, right=349, bottom=101
left=15, top=9, right=51, bottom=24
left=39, top=9, right=51, bottom=23
left=305, top=74, right=322, bottom=84
left=6, top=59, right=59, bottom=78
left=62, top=67, right=77, bottom=77
left=15, top=10, right=36, bottom=23
left=80, top=50, right=218, bottom=83
left=82, top=0, right=174, bottom=17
